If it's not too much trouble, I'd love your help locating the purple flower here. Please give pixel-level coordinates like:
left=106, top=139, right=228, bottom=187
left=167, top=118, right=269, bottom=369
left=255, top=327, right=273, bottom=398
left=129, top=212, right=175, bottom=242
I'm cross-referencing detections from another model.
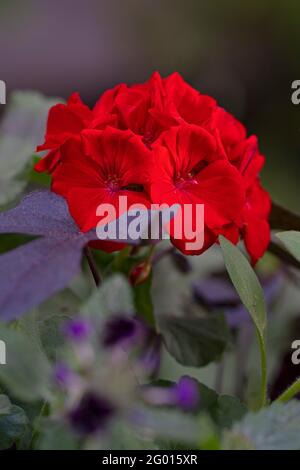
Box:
left=63, top=318, right=92, bottom=342
left=68, top=392, right=115, bottom=435
left=53, top=362, right=74, bottom=388
left=193, top=275, right=240, bottom=308
left=101, top=316, right=138, bottom=348
left=193, top=272, right=282, bottom=328
left=139, top=332, right=162, bottom=378
left=142, top=376, right=199, bottom=411
left=172, top=376, right=199, bottom=411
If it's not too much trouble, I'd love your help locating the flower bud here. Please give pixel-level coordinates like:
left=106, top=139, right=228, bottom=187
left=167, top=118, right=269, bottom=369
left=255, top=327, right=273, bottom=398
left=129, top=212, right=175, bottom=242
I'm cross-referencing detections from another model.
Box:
left=129, top=261, right=151, bottom=286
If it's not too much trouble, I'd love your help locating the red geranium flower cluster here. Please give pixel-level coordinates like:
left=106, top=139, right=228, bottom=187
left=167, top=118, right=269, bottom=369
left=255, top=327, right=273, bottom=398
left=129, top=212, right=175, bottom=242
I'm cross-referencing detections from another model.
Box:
left=35, top=72, right=271, bottom=263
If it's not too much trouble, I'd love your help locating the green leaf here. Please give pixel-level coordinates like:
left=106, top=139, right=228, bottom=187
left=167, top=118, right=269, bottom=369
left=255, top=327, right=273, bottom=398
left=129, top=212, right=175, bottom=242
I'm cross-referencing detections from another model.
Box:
left=219, top=236, right=268, bottom=408
left=25, top=290, right=80, bottom=361
left=134, top=406, right=200, bottom=445
left=219, top=237, right=266, bottom=334
left=0, top=137, right=35, bottom=177
left=28, top=155, right=51, bottom=187
left=36, top=421, right=78, bottom=450
left=0, top=325, right=51, bottom=402
left=158, top=312, right=230, bottom=367
left=108, top=421, right=154, bottom=450
left=274, top=376, right=300, bottom=404
left=0, top=175, right=27, bottom=208
left=81, top=274, right=134, bottom=317
left=0, top=233, right=37, bottom=255
left=145, top=379, right=245, bottom=435
left=213, top=395, right=247, bottom=429
left=0, top=91, right=61, bottom=206
left=0, top=91, right=60, bottom=142
left=222, top=401, right=300, bottom=450
left=276, top=231, right=300, bottom=262
left=0, top=402, right=29, bottom=449
left=134, top=274, right=155, bottom=326
left=0, top=394, right=12, bottom=415
left=196, top=382, right=219, bottom=411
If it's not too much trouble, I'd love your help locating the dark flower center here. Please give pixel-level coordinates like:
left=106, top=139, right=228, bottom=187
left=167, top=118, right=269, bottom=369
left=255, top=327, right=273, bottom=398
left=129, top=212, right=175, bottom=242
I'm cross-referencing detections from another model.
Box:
left=105, top=174, right=121, bottom=191
left=102, top=316, right=138, bottom=347
left=68, top=392, right=115, bottom=435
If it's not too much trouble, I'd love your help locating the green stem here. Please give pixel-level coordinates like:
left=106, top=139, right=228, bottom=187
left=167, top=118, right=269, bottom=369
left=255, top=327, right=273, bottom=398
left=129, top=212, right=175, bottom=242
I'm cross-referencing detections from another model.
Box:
left=84, top=246, right=101, bottom=287
left=29, top=400, right=48, bottom=448
left=270, top=201, right=300, bottom=232
left=274, top=377, right=300, bottom=404
left=147, top=244, right=156, bottom=263
left=257, top=328, right=268, bottom=408
left=268, top=240, right=300, bottom=271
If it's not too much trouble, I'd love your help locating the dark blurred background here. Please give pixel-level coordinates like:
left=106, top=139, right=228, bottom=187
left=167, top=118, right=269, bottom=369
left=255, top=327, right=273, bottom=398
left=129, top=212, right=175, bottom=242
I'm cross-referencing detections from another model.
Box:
left=0, top=0, right=299, bottom=210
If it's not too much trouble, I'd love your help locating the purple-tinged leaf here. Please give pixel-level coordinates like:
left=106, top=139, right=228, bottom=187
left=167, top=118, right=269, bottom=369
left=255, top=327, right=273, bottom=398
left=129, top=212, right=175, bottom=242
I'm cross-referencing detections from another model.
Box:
left=0, top=190, right=139, bottom=321
left=0, top=191, right=165, bottom=244
left=0, top=190, right=80, bottom=237
left=0, top=237, right=86, bottom=322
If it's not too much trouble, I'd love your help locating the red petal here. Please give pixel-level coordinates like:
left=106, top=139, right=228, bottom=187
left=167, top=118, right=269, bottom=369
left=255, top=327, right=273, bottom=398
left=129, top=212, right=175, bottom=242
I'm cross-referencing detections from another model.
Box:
left=171, top=228, right=216, bottom=255
left=34, top=149, right=61, bottom=174
left=244, top=217, right=270, bottom=265
left=81, top=127, right=151, bottom=186
left=192, top=160, right=245, bottom=228
left=152, top=125, right=217, bottom=179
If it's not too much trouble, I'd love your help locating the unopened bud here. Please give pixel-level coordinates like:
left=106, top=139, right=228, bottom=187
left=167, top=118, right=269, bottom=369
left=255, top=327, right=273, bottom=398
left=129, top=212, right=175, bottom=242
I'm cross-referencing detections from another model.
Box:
left=129, top=261, right=152, bottom=286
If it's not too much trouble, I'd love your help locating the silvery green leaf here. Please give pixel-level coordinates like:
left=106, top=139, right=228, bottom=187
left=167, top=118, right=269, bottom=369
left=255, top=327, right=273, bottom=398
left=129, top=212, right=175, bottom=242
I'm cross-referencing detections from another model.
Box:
left=0, top=91, right=61, bottom=206
left=0, top=325, right=51, bottom=402
left=133, top=406, right=200, bottom=445
left=223, top=401, right=300, bottom=450
left=0, top=395, right=11, bottom=415
left=220, top=236, right=266, bottom=335
left=276, top=230, right=300, bottom=262
left=81, top=274, right=134, bottom=317
left=0, top=91, right=60, bottom=141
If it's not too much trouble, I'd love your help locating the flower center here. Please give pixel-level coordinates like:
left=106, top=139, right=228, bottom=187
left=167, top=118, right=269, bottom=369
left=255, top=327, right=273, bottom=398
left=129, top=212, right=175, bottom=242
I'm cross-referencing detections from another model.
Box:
left=174, top=161, right=208, bottom=188
left=105, top=175, right=121, bottom=191
left=174, top=173, right=198, bottom=189
left=142, top=132, right=155, bottom=149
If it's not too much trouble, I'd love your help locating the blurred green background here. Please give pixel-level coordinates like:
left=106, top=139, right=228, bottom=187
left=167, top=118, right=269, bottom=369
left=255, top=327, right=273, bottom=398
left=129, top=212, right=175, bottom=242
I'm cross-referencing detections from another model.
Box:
left=0, top=0, right=299, bottom=210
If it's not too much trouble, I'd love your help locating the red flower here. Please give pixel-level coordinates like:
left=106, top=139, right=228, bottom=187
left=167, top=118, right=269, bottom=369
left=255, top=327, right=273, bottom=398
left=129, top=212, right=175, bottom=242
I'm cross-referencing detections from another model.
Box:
left=52, top=127, right=151, bottom=251
left=35, top=72, right=270, bottom=261
left=35, top=92, right=115, bottom=174
left=147, top=125, right=245, bottom=254
left=211, top=108, right=271, bottom=263
left=243, top=179, right=271, bottom=264
left=108, top=72, right=166, bottom=146
left=99, top=72, right=216, bottom=147
left=209, top=107, right=247, bottom=157
left=149, top=72, right=216, bottom=129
